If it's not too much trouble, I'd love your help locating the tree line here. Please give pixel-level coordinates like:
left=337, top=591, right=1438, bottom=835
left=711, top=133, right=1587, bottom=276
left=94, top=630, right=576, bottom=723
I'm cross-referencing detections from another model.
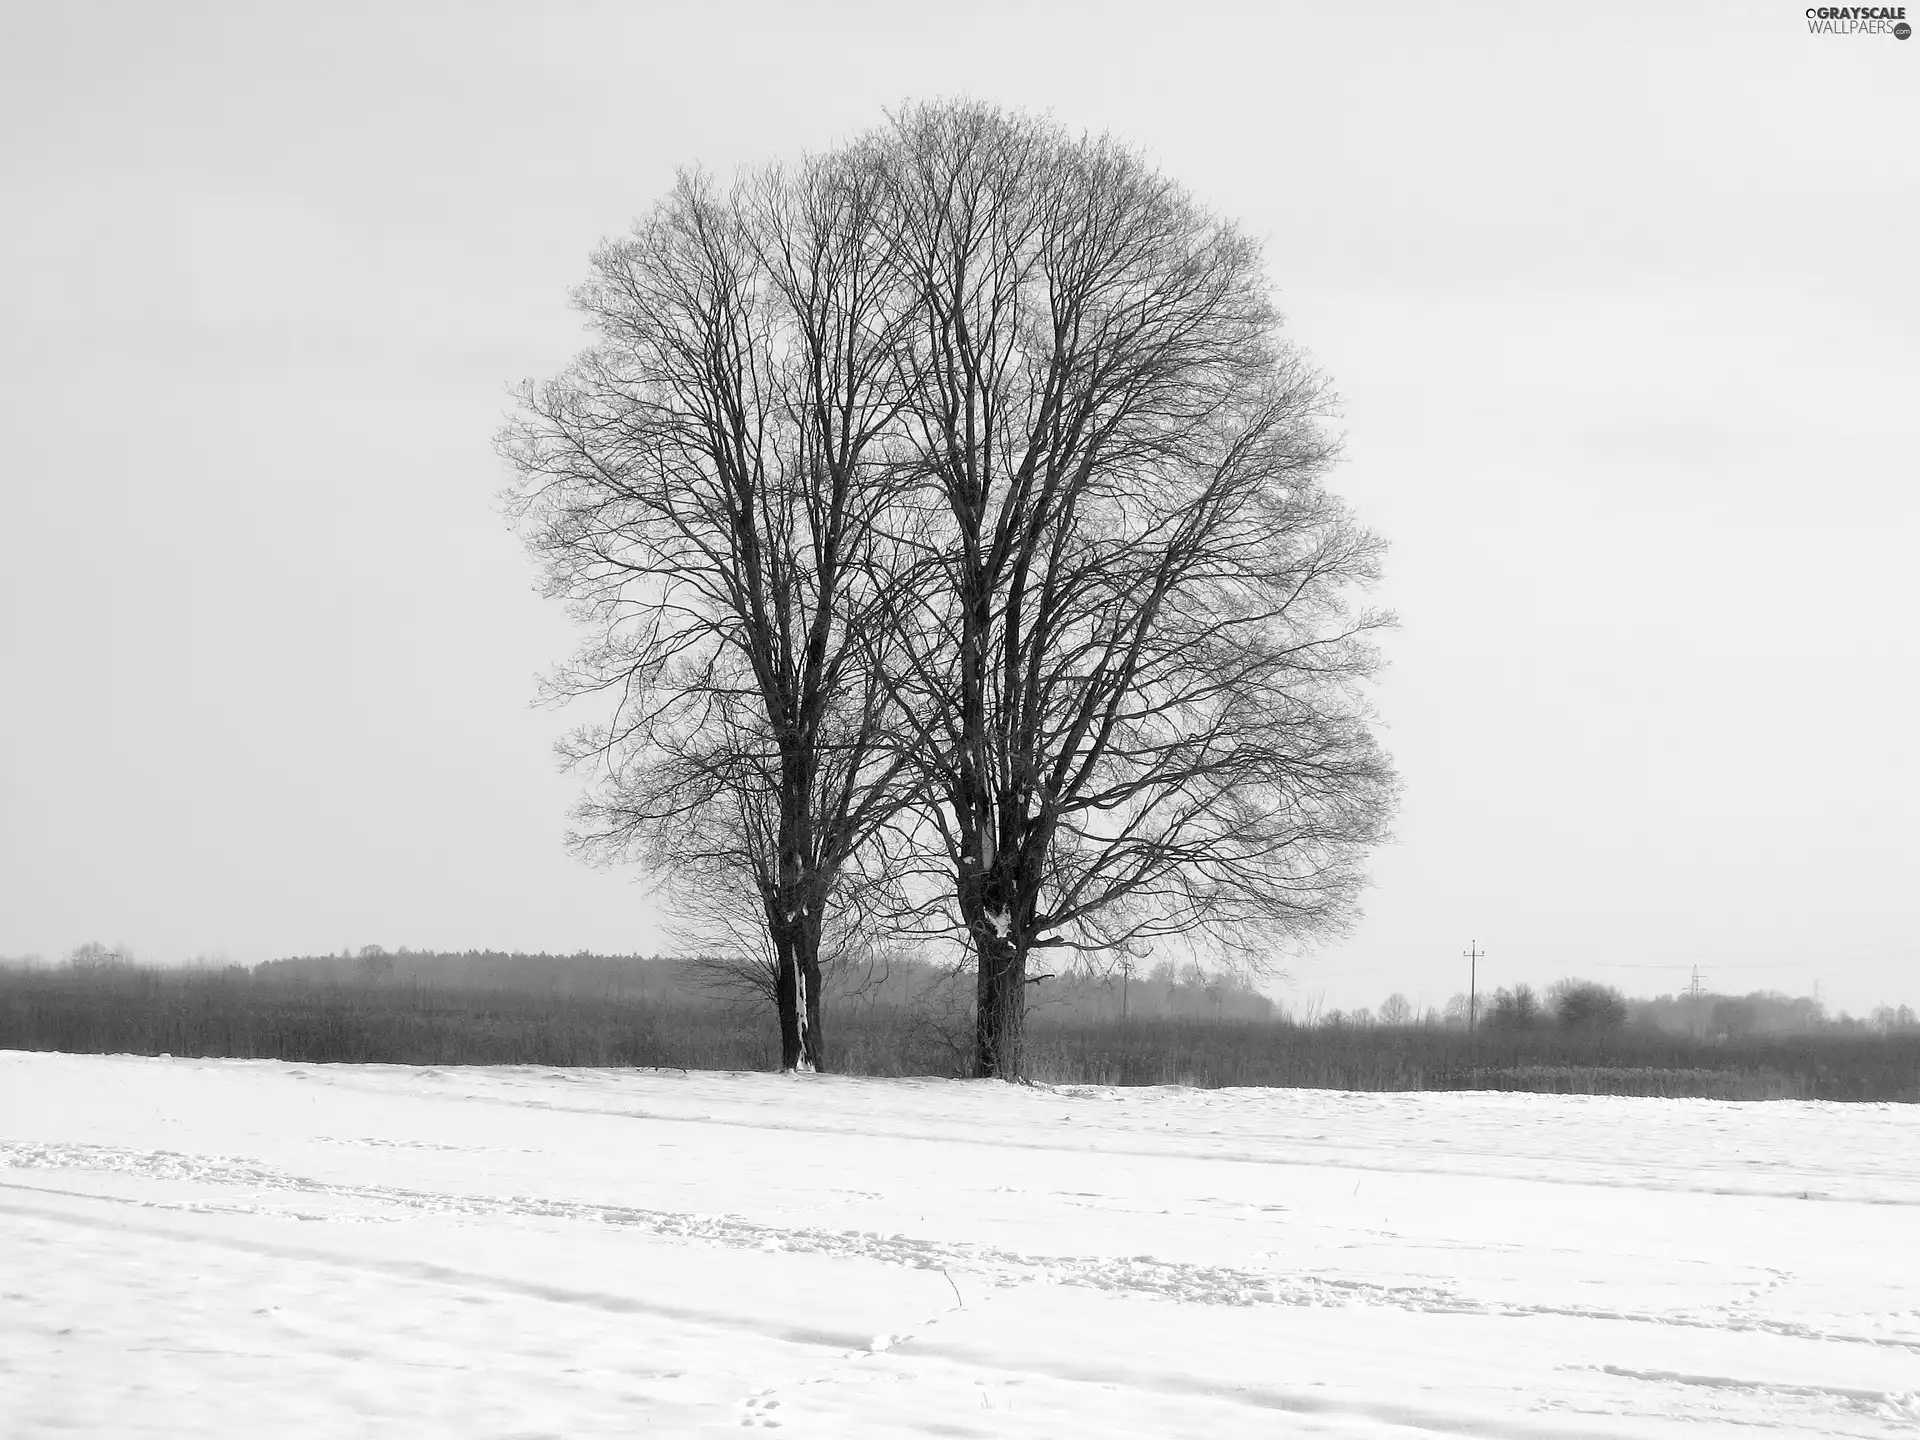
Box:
left=1352, top=982, right=1918, bottom=1038
left=501, top=100, right=1395, bottom=1079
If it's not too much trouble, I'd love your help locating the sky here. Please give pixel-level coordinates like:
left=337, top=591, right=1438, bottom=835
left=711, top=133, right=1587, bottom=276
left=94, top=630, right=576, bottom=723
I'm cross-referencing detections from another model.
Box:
left=1, top=1, right=1914, bottom=1018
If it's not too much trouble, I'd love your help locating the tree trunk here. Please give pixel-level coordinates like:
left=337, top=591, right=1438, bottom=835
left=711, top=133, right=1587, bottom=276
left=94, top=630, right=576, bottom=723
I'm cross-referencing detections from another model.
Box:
left=972, top=927, right=1027, bottom=1079
left=772, top=933, right=805, bottom=1072
left=958, top=799, right=1042, bottom=1079
left=768, top=759, right=825, bottom=1073
left=794, top=903, right=825, bottom=1073
left=769, top=900, right=824, bottom=1074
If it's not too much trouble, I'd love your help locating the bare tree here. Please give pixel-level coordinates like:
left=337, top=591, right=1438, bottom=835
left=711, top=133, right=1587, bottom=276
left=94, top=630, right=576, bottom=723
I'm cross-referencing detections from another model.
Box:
left=503, top=151, right=921, bottom=1072
left=504, top=103, right=1395, bottom=1080
left=873, top=103, right=1396, bottom=1077
left=667, top=780, right=911, bottom=1015
left=1378, top=992, right=1414, bottom=1026
left=1870, top=1003, right=1919, bottom=1034
left=65, top=942, right=134, bottom=972
left=1486, top=984, right=1545, bottom=1033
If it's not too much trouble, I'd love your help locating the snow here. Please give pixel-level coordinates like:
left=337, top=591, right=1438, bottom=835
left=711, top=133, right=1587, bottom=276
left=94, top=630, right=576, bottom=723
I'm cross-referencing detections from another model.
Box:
left=2, top=1052, right=1917, bottom=1437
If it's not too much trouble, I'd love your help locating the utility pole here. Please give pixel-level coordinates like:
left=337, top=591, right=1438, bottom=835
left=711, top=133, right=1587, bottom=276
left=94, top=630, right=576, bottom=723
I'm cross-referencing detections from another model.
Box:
left=1464, top=941, right=1483, bottom=1035
left=1685, top=965, right=1707, bottom=1038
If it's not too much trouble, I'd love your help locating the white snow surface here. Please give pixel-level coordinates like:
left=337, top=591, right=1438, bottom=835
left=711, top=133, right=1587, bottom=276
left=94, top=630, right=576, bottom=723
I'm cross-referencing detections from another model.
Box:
left=2, top=1052, right=1917, bottom=1437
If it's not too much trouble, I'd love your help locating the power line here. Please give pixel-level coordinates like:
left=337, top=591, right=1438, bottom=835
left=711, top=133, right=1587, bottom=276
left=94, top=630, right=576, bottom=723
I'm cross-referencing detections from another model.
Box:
left=1581, top=960, right=1811, bottom=972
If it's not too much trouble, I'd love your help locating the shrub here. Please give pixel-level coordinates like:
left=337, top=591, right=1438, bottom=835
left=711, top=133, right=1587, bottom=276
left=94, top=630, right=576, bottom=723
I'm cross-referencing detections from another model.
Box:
left=1552, top=980, right=1629, bottom=1035
left=1486, top=984, right=1544, bottom=1033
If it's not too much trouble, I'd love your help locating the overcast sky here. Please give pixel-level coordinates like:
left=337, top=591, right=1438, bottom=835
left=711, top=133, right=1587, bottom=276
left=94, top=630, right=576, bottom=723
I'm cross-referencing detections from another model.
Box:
left=2, top=1, right=1914, bottom=1016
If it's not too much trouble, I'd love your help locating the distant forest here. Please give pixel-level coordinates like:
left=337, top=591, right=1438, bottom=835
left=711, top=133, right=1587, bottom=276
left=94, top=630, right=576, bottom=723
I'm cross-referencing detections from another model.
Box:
left=6, top=947, right=1917, bottom=1100
left=249, top=948, right=1285, bottom=1025
left=247, top=949, right=1915, bottom=1037
left=9, top=944, right=1905, bottom=1038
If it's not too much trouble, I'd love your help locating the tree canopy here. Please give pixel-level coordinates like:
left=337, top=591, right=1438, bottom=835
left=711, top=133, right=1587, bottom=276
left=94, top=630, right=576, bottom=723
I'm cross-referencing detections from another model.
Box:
left=505, top=101, right=1397, bottom=1078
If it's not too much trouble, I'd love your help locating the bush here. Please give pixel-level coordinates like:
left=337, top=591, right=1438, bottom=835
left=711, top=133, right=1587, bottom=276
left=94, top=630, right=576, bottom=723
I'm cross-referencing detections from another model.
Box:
left=1552, top=980, right=1629, bottom=1035
left=1485, top=984, right=1544, bottom=1033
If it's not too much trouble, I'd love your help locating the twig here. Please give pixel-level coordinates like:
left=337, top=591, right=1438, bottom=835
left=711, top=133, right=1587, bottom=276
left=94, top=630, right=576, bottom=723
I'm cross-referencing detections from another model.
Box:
left=941, top=1267, right=964, bottom=1308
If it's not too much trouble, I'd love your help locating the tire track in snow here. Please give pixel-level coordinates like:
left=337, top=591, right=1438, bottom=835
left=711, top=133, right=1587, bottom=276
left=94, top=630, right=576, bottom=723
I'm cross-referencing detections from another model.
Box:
left=8, top=1139, right=1916, bottom=1360
left=1588, top=1367, right=1920, bottom=1427
left=0, top=1188, right=874, bottom=1357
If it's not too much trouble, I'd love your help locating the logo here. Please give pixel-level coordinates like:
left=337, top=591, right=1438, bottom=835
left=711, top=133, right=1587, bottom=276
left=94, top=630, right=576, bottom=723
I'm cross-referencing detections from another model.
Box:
left=1805, top=4, right=1910, bottom=33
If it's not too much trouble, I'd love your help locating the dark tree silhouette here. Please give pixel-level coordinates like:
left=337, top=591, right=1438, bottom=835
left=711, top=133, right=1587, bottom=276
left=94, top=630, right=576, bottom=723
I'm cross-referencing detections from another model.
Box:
left=874, top=103, right=1396, bottom=1078
left=506, top=103, right=1396, bottom=1081
left=503, top=154, right=921, bottom=1071
left=1487, top=984, right=1546, bottom=1033
left=1551, top=979, right=1630, bottom=1035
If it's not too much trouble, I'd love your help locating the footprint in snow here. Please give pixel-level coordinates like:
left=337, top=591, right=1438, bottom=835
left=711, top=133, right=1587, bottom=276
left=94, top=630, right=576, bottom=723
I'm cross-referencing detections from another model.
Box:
left=740, top=1394, right=782, bottom=1428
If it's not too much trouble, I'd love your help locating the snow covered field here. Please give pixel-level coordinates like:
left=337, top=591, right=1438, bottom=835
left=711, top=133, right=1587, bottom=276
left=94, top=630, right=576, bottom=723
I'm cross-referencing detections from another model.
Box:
left=2, top=1052, right=1916, bottom=1437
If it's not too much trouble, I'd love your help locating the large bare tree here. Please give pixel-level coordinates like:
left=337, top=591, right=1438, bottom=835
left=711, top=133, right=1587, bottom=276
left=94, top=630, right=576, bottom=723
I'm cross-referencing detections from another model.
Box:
left=502, top=152, right=919, bottom=1071
left=505, top=104, right=1395, bottom=1081
left=875, top=103, right=1397, bottom=1077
